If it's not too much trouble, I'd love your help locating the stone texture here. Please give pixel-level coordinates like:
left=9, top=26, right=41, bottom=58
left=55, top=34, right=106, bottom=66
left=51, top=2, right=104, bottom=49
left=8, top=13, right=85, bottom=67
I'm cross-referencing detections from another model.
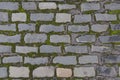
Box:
left=24, top=33, right=47, bottom=43
left=74, top=67, right=95, bottom=77
left=87, top=0, right=99, bottom=1
left=16, top=46, right=38, bottom=54
left=65, top=46, right=88, bottom=53
left=50, top=35, right=70, bottom=43
left=24, top=57, right=48, bottom=65
left=111, top=24, right=120, bottom=30
left=105, top=3, right=120, bottom=10
left=0, top=45, right=11, bottom=53
left=0, top=24, right=16, bottom=31
left=22, top=2, right=37, bottom=10
left=39, top=24, right=64, bottom=33
left=74, top=14, right=91, bottom=23
left=56, top=68, right=72, bottom=77
left=33, top=66, right=54, bottom=77
left=58, top=4, right=76, bottom=10
left=68, top=25, right=89, bottom=32
left=40, top=45, right=61, bottom=53
left=39, top=2, right=57, bottom=9
left=3, top=56, right=22, bottom=63
left=0, top=67, right=7, bottom=78
left=53, top=56, right=77, bottom=65
left=79, top=55, right=98, bottom=64
left=0, top=12, right=8, bottom=22
left=30, top=13, right=54, bottom=21
left=56, top=13, right=71, bottom=23
left=12, top=13, right=26, bottom=22
left=9, top=66, right=29, bottom=78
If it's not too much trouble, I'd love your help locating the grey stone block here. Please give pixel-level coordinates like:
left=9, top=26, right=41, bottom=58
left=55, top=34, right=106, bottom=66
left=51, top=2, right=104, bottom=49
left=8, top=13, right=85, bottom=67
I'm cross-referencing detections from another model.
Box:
left=58, top=4, right=76, bottom=10
left=12, top=13, right=26, bottom=22
left=22, top=2, right=37, bottom=10
left=105, top=3, right=120, bottom=10
left=0, top=12, right=8, bottom=22
left=0, top=45, right=11, bottom=53
left=111, top=24, right=120, bottom=30
left=0, top=67, right=7, bottom=78
left=0, top=24, right=16, bottom=31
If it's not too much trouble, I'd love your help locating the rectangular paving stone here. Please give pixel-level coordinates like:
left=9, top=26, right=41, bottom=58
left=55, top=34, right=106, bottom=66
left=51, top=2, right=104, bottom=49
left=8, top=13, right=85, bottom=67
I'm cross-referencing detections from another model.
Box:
left=22, top=2, right=37, bottom=10
left=95, top=14, right=117, bottom=21
left=39, top=24, right=64, bottom=33
left=3, top=56, right=22, bottom=63
left=0, top=45, right=11, bottom=53
left=81, top=3, right=100, bottom=11
left=16, top=46, right=38, bottom=54
left=24, top=33, right=47, bottom=43
left=0, top=24, right=16, bottom=31
left=65, top=46, right=88, bottom=53
left=0, top=12, right=8, bottom=22
left=0, top=34, right=21, bottom=43
left=58, top=4, right=76, bottom=10
left=50, top=35, right=70, bottom=43
left=0, top=67, right=7, bottom=78
left=74, top=14, right=91, bottom=23
left=105, top=3, right=120, bottom=10
left=0, top=2, right=18, bottom=10
left=30, top=13, right=54, bottom=21
left=39, top=2, right=57, bottom=9
left=111, top=24, right=120, bottom=30
left=46, top=0, right=64, bottom=1
left=53, top=56, right=77, bottom=65
left=24, top=57, right=48, bottom=65
left=18, top=23, right=35, bottom=32
left=87, top=0, right=100, bottom=1
left=40, top=45, right=61, bottom=53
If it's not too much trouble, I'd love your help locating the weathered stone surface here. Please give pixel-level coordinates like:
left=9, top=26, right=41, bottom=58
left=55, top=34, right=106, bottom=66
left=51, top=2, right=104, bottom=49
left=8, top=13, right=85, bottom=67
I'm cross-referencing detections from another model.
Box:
left=0, top=34, right=21, bottom=43
left=74, top=14, right=91, bottom=23
left=56, top=13, right=71, bottom=23
left=58, top=4, right=76, bottom=10
left=22, top=2, right=37, bottom=10
left=76, top=35, right=96, bottom=43
left=87, top=0, right=99, bottom=1
left=50, top=35, right=70, bottom=43
left=24, top=57, right=48, bottom=65
left=65, top=46, right=88, bottom=53
left=91, top=24, right=109, bottom=32
left=0, top=12, right=8, bottom=22
left=9, top=66, right=29, bottom=78
left=0, top=24, right=16, bottom=31
left=33, top=66, right=54, bottom=77
left=18, top=23, right=35, bottom=32
left=0, top=2, right=18, bottom=10
left=3, top=56, right=22, bottom=63
left=95, top=14, right=117, bottom=21
left=46, top=0, right=64, bottom=1
left=81, top=3, right=100, bottom=11
left=39, top=24, right=64, bottom=33
left=16, top=46, right=38, bottom=54
left=56, top=68, right=72, bottom=77
left=111, top=24, right=120, bottom=30
left=24, top=33, right=47, bottom=43
left=79, top=55, right=98, bottom=64
left=12, top=13, right=26, bottom=22
left=0, top=45, right=11, bottom=53
left=74, top=67, right=95, bottom=77
left=40, top=45, right=61, bottom=53
left=39, top=2, right=57, bottom=9
left=68, top=25, right=89, bottom=32
left=30, top=13, right=54, bottom=21
left=0, top=67, right=7, bottom=78
left=105, top=3, right=120, bottom=10
left=53, top=56, right=77, bottom=65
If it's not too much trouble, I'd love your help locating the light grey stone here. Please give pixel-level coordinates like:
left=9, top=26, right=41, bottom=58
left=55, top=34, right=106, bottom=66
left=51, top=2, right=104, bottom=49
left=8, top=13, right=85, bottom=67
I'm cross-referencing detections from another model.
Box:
left=0, top=24, right=16, bottom=31
left=46, top=0, right=64, bottom=1
left=0, top=2, right=18, bottom=10
left=39, top=2, right=57, bottom=9
left=58, top=4, right=76, bottom=10
left=65, top=46, right=88, bottom=53
left=111, top=24, right=120, bottom=30
left=12, top=13, right=26, bottom=22
left=0, top=34, right=21, bottom=43
left=39, top=24, right=64, bottom=33
left=95, top=14, right=117, bottom=21
left=24, top=33, right=47, bottom=43
left=22, top=2, right=37, bottom=10
left=74, top=14, right=91, bottom=23
left=18, top=23, right=35, bottom=32
left=16, top=46, right=38, bottom=54
left=68, top=25, right=89, bottom=32
left=3, top=56, right=22, bottom=63
left=0, top=45, right=11, bottom=53
left=105, top=3, right=120, bottom=10
left=24, top=57, right=48, bottom=65
left=40, top=45, right=61, bottom=53
left=74, top=67, right=95, bottom=77
left=76, top=35, right=96, bottom=43
left=79, top=55, right=98, bottom=64
left=53, top=56, right=77, bottom=65
left=91, top=24, right=109, bottom=32
left=0, top=12, right=8, bottom=22
left=30, top=13, right=54, bottom=21
left=50, top=35, right=70, bottom=43
left=87, top=0, right=99, bottom=1
left=81, top=3, right=100, bottom=11
left=0, top=67, right=7, bottom=78
left=33, top=66, right=55, bottom=77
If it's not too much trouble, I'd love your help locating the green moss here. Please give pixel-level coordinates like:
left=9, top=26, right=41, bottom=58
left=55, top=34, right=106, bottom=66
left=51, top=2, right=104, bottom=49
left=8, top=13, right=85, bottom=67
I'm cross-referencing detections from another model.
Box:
left=82, top=10, right=95, bottom=14
left=108, top=10, right=120, bottom=14
left=111, top=30, right=120, bottom=35
left=111, top=21, right=120, bottom=24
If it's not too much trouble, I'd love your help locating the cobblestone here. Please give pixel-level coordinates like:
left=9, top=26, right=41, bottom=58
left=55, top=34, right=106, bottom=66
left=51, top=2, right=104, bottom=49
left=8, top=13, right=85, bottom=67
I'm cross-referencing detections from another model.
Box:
left=0, top=12, right=8, bottom=22
left=105, top=3, right=120, bottom=10
left=0, top=45, right=11, bottom=53
left=58, top=4, right=76, bottom=10
left=39, top=2, right=57, bottom=9
left=0, top=67, right=7, bottom=78
left=22, top=2, right=37, bottom=10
